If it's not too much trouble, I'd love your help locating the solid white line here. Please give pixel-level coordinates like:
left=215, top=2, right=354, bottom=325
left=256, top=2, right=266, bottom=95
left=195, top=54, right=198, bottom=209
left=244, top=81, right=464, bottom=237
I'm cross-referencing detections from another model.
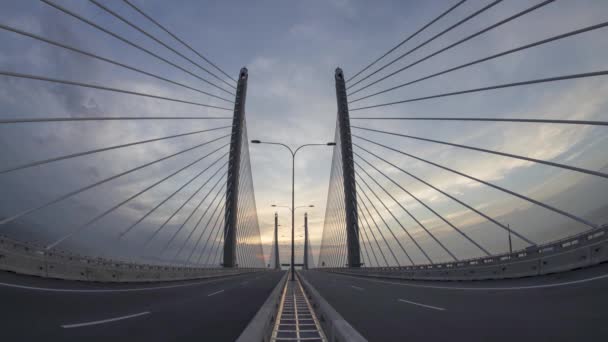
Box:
left=0, top=273, right=258, bottom=293
left=398, top=299, right=445, bottom=311
left=351, top=285, right=364, bottom=291
left=330, top=272, right=608, bottom=291
left=61, top=311, right=150, bottom=328
left=207, top=289, right=224, bottom=296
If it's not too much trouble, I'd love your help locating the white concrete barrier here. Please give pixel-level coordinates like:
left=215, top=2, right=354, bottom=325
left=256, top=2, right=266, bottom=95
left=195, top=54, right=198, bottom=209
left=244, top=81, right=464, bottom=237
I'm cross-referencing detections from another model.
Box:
left=322, top=226, right=608, bottom=281
left=0, top=235, right=264, bottom=282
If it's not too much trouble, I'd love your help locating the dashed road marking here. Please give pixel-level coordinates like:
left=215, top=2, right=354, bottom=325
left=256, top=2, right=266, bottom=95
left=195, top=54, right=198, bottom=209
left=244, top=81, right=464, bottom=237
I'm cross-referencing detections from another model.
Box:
left=207, top=289, right=225, bottom=297
left=61, top=311, right=150, bottom=328
left=398, top=299, right=445, bottom=311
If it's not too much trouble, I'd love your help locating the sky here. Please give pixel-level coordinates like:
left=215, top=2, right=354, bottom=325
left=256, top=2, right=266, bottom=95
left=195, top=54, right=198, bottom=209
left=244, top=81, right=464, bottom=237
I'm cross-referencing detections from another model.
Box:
left=0, top=0, right=607, bottom=267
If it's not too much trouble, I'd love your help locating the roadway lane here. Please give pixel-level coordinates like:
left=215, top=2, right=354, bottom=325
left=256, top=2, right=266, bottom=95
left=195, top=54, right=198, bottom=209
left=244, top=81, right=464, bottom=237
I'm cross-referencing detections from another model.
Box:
left=0, top=270, right=284, bottom=341
left=301, top=263, right=608, bottom=341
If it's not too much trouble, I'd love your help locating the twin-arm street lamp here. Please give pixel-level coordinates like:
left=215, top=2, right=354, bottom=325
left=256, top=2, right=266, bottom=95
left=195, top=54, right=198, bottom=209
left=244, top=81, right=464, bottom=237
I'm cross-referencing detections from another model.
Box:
left=252, top=140, right=335, bottom=280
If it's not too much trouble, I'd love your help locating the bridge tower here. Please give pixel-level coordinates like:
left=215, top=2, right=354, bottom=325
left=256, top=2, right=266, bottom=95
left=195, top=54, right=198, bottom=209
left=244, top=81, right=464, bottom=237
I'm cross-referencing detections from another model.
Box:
left=274, top=213, right=281, bottom=270
left=223, top=68, right=248, bottom=268
left=334, top=68, right=361, bottom=268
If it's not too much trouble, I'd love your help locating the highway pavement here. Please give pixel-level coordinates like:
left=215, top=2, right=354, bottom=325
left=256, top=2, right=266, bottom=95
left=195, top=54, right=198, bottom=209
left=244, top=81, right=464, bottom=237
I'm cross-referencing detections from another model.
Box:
left=0, top=269, right=284, bottom=341
left=301, top=263, right=608, bottom=341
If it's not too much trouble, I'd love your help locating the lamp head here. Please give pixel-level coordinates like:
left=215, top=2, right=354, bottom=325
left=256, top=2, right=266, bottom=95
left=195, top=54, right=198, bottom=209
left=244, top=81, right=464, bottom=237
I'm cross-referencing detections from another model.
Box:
left=251, top=140, right=261, bottom=144
left=327, top=142, right=336, bottom=146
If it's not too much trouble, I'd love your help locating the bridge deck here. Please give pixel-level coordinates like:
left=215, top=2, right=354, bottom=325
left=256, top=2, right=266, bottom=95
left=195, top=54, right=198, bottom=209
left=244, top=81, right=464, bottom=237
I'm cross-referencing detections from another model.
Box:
left=301, top=263, right=608, bottom=341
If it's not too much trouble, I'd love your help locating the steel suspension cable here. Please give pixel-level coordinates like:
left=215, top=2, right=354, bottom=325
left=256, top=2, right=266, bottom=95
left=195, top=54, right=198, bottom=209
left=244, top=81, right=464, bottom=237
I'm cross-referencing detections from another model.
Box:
left=204, top=206, right=228, bottom=266
left=46, top=142, right=229, bottom=250
left=204, top=210, right=227, bottom=266
left=0, top=126, right=230, bottom=175
left=351, top=70, right=608, bottom=111
left=330, top=151, right=349, bottom=266
left=145, top=168, right=227, bottom=246
left=191, top=192, right=228, bottom=265
left=118, top=153, right=228, bottom=238
left=173, top=184, right=226, bottom=261
left=347, top=0, right=505, bottom=91
left=353, top=126, right=608, bottom=179
left=346, top=0, right=466, bottom=84
left=0, top=135, right=230, bottom=227
left=356, top=157, right=459, bottom=260
left=355, top=166, right=442, bottom=263
left=40, top=0, right=235, bottom=96
left=350, top=20, right=608, bottom=101
left=357, top=201, right=390, bottom=267
left=180, top=181, right=227, bottom=263
left=158, top=165, right=230, bottom=253
left=320, top=135, right=342, bottom=266
left=359, top=215, right=381, bottom=267
left=88, top=0, right=235, bottom=91
left=349, top=117, right=608, bottom=126
left=234, top=147, right=253, bottom=265
left=354, top=136, right=600, bottom=230
left=319, top=163, right=334, bottom=266
left=0, top=71, right=232, bottom=111
left=122, top=0, right=237, bottom=84
left=184, top=192, right=226, bottom=265
left=357, top=189, right=403, bottom=266
left=0, top=116, right=232, bottom=124
left=354, top=145, right=535, bottom=245
left=0, top=23, right=233, bottom=103
left=190, top=195, right=226, bottom=264
left=349, top=0, right=555, bottom=96
left=357, top=179, right=417, bottom=265
left=357, top=219, right=374, bottom=267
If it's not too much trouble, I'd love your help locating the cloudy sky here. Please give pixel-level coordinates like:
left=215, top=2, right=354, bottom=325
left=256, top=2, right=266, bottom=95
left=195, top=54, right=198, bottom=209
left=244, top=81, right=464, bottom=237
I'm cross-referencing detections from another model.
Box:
left=0, top=0, right=607, bottom=267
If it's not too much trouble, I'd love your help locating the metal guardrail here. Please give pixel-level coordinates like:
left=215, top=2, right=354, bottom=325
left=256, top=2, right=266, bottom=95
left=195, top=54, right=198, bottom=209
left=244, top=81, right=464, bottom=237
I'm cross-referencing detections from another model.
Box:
left=320, top=226, right=608, bottom=281
left=0, top=235, right=266, bottom=282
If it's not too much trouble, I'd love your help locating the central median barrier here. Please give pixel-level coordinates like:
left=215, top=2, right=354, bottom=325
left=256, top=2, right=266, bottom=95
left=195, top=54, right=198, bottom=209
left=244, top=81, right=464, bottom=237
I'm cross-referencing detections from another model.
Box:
left=0, top=235, right=266, bottom=282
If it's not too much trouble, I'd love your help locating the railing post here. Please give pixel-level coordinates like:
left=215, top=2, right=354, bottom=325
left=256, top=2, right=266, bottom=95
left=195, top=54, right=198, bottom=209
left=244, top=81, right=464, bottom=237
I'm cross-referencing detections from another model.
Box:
left=304, top=212, right=309, bottom=270
left=274, top=212, right=280, bottom=270
left=335, top=68, right=361, bottom=268
left=223, top=68, right=248, bottom=268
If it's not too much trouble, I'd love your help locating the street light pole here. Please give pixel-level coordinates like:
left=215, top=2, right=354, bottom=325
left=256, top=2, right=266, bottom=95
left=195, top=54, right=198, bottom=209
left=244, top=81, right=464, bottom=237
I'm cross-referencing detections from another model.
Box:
left=304, top=212, right=309, bottom=270
left=252, top=140, right=335, bottom=280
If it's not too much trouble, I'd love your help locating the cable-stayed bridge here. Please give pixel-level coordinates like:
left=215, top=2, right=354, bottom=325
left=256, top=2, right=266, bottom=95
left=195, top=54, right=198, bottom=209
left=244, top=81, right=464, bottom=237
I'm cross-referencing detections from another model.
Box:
left=0, top=1, right=607, bottom=341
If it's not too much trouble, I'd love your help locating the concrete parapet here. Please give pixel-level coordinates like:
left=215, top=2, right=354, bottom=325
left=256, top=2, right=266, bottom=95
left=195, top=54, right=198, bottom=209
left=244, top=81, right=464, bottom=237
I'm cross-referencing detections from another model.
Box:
left=321, top=226, right=608, bottom=281
left=0, top=235, right=265, bottom=282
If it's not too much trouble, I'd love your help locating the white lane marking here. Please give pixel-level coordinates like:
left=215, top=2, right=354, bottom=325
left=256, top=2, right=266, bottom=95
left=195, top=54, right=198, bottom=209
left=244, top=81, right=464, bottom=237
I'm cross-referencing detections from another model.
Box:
left=398, top=299, right=445, bottom=311
left=330, top=272, right=608, bottom=291
left=350, top=285, right=364, bottom=291
left=0, top=272, right=259, bottom=293
left=207, top=289, right=225, bottom=297
left=61, top=311, right=150, bottom=328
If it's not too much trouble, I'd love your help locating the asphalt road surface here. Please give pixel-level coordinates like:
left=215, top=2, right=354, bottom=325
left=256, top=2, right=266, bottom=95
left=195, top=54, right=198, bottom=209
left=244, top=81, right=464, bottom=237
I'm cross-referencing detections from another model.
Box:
left=0, top=270, right=284, bottom=341
left=301, top=263, right=608, bottom=342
